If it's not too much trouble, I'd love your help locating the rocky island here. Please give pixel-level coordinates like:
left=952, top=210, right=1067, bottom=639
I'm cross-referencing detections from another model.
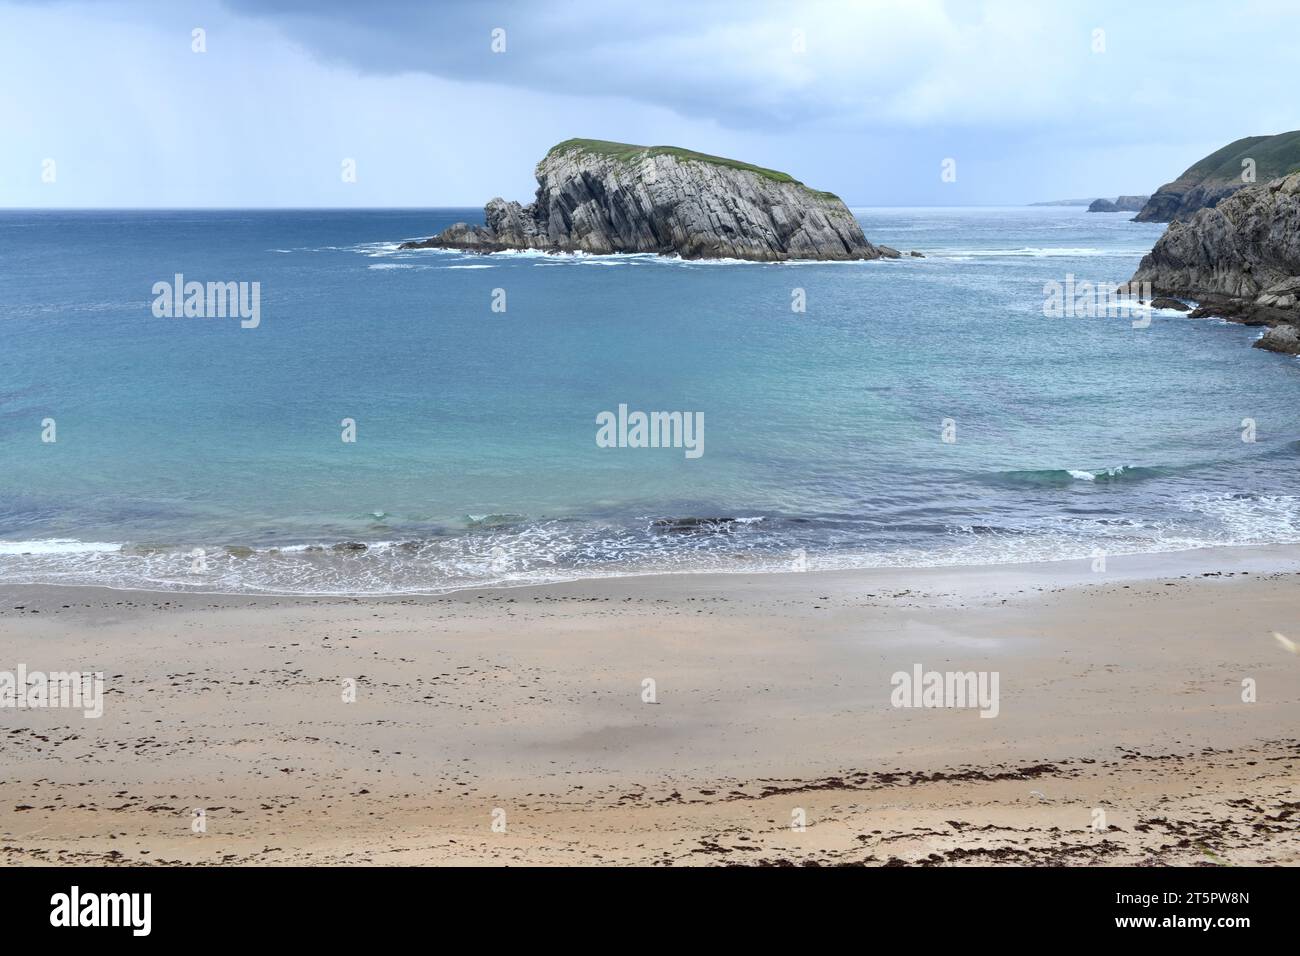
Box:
left=1087, top=195, right=1147, bottom=213
left=1123, top=171, right=1300, bottom=353
left=1133, top=131, right=1300, bottom=223
left=400, top=138, right=887, bottom=261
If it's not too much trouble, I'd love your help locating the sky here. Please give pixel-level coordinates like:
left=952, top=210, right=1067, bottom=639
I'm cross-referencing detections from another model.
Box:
left=2, top=0, right=1298, bottom=207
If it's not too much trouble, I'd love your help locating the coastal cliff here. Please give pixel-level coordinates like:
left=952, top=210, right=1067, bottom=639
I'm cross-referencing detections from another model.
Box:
left=1087, top=195, right=1147, bottom=213
left=400, top=139, right=883, bottom=261
left=1133, top=131, right=1300, bottom=223
left=1124, top=171, right=1300, bottom=353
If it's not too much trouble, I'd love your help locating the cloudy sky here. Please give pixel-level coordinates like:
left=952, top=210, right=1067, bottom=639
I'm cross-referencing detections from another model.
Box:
left=3, top=0, right=1298, bottom=207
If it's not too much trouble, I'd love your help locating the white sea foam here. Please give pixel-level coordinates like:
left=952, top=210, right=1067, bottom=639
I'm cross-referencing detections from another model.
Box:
left=366, top=245, right=892, bottom=268
left=932, top=247, right=1143, bottom=259
left=1066, top=465, right=1130, bottom=481
left=1181, top=493, right=1300, bottom=542
left=356, top=241, right=408, bottom=257
left=0, top=539, right=122, bottom=555
left=5, top=490, right=1300, bottom=595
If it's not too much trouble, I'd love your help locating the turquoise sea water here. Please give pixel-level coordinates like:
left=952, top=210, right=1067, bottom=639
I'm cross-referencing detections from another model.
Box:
left=1, top=206, right=1298, bottom=593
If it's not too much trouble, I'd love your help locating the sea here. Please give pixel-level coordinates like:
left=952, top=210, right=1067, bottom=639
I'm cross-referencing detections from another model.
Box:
left=1, top=206, right=1297, bottom=594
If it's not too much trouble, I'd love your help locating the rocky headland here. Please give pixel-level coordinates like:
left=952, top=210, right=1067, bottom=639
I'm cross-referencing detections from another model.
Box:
left=1133, top=131, right=1300, bottom=223
left=1123, top=171, right=1300, bottom=354
left=400, top=139, right=887, bottom=261
left=1087, top=195, right=1148, bottom=213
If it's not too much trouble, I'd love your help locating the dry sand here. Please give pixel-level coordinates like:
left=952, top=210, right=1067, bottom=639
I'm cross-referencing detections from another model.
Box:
left=1, top=545, right=1297, bottom=866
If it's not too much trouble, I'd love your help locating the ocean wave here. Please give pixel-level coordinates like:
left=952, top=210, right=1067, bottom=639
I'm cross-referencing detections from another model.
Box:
left=353, top=244, right=897, bottom=268
left=465, top=513, right=527, bottom=527
left=4, top=493, right=1300, bottom=594
left=8, top=301, right=152, bottom=318
left=648, top=254, right=897, bottom=267
left=0, top=539, right=122, bottom=555
left=1180, top=492, right=1300, bottom=542
left=356, top=241, right=407, bottom=257
left=988, top=464, right=1159, bottom=487
left=931, top=247, right=1146, bottom=259
left=648, top=515, right=765, bottom=534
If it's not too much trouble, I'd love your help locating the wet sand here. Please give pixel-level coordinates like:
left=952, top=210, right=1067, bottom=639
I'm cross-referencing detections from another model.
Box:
left=1, top=545, right=1297, bottom=866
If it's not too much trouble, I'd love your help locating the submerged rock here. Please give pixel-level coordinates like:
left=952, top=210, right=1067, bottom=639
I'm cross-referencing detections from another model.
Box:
left=400, top=139, right=888, bottom=262
left=650, top=517, right=742, bottom=533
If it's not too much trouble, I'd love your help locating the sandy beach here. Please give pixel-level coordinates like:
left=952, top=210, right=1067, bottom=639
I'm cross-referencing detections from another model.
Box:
left=1, top=546, right=1297, bottom=867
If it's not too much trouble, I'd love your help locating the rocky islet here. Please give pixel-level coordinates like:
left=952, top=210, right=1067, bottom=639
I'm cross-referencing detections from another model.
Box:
left=400, top=138, right=886, bottom=262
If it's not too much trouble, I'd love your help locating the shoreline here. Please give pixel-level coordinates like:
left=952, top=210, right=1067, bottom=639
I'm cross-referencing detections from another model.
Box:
left=2, top=544, right=1297, bottom=866
left=2, top=539, right=1300, bottom=600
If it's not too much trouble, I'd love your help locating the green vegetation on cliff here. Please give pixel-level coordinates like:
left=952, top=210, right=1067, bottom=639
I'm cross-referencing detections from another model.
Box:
left=544, top=138, right=841, bottom=200
left=1134, top=130, right=1300, bottom=221
left=1176, top=131, right=1300, bottom=184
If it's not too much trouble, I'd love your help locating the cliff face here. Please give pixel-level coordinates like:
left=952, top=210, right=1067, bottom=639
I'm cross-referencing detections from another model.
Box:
left=1088, top=195, right=1148, bottom=213
left=401, top=139, right=881, bottom=261
left=1133, top=131, right=1300, bottom=223
left=1134, top=182, right=1243, bottom=223
left=1125, top=171, right=1300, bottom=353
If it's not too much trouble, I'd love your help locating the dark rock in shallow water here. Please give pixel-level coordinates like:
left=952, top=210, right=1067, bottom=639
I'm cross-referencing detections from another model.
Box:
left=400, top=138, right=889, bottom=262
left=1184, top=297, right=1272, bottom=326
left=1126, top=171, right=1300, bottom=348
left=1149, top=297, right=1191, bottom=312
left=1256, top=324, right=1300, bottom=354
left=877, top=245, right=902, bottom=259
left=417, top=222, right=511, bottom=253
left=333, top=542, right=368, bottom=552
left=651, top=517, right=742, bottom=533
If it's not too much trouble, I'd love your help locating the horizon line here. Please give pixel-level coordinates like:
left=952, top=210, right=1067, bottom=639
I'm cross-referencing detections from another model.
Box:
left=0, top=203, right=1091, bottom=212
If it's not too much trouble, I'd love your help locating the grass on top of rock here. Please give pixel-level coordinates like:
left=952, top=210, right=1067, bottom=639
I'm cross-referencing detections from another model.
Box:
left=1176, top=130, right=1300, bottom=185
left=545, top=138, right=841, bottom=201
